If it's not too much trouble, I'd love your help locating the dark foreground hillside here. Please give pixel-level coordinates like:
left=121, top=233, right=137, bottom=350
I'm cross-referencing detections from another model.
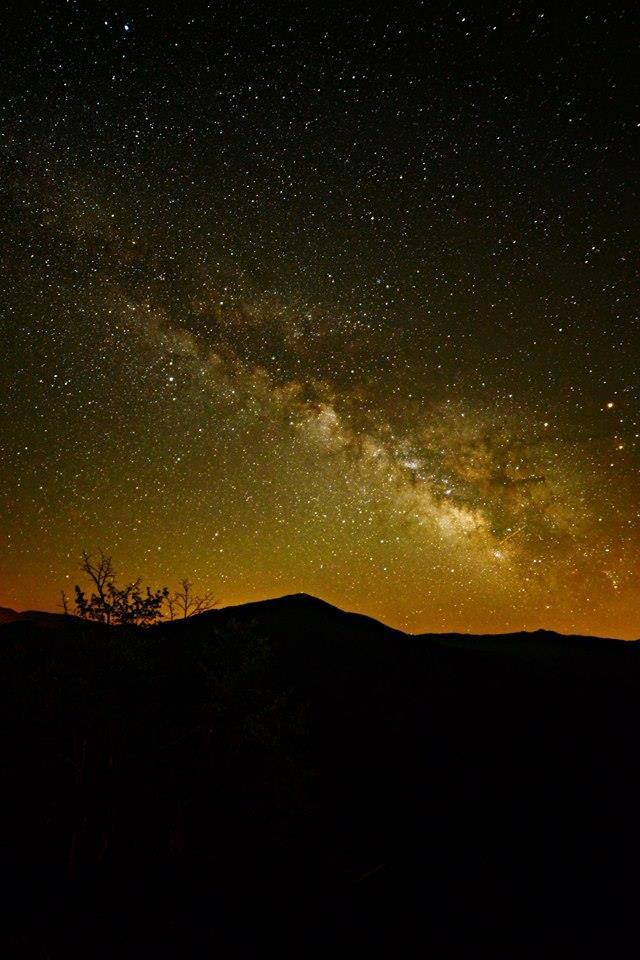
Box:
left=1, top=594, right=639, bottom=957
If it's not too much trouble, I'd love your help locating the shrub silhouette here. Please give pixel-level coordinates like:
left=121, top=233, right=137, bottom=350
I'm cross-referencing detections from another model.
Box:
left=71, top=552, right=216, bottom=625
left=74, top=551, right=168, bottom=626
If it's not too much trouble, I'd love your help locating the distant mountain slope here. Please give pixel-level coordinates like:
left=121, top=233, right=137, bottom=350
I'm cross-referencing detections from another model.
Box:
left=0, top=605, right=81, bottom=627
left=0, top=605, right=18, bottom=623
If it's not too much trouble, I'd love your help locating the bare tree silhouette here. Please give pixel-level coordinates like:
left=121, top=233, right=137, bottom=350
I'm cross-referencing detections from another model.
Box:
left=167, top=578, right=218, bottom=620
left=59, top=590, right=71, bottom=617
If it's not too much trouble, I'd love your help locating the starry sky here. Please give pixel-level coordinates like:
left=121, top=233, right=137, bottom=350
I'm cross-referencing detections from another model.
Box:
left=1, top=1, right=638, bottom=637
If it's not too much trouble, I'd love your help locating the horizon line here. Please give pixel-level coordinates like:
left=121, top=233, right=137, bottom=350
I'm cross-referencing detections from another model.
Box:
left=2, top=591, right=635, bottom=643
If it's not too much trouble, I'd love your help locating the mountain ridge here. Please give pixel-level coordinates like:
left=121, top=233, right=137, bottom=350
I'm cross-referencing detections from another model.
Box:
left=2, top=586, right=640, bottom=955
left=0, top=592, right=634, bottom=643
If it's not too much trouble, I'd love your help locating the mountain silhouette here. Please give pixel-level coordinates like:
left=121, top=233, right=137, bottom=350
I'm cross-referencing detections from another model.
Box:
left=0, top=605, right=82, bottom=627
left=1, top=594, right=639, bottom=957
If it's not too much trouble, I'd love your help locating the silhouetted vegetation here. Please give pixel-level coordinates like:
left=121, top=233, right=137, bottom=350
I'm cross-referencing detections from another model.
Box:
left=71, top=552, right=215, bottom=626
left=167, top=578, right=217, bottom=619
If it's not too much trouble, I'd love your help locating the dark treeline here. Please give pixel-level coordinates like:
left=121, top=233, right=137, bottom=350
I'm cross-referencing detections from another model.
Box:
left=1, top=595, right=640, bottom=957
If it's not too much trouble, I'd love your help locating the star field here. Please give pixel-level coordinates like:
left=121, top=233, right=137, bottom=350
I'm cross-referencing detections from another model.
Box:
left=0, top=2, right=638, bottom=636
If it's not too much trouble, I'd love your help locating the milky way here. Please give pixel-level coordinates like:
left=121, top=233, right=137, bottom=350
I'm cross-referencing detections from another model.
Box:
left=0, top=3, right=638, bottom=636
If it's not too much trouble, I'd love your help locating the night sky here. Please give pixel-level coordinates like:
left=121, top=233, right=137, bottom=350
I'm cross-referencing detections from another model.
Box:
left=1, top=2, right=638, bottom=637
